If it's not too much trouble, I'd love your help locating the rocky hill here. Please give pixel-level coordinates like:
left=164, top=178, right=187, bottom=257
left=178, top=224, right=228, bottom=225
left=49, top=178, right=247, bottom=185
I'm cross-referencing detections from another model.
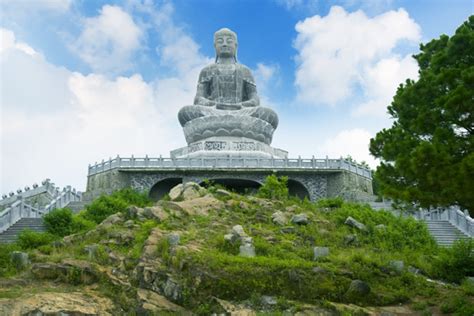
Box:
left=0, top=180, right=473, bottom=315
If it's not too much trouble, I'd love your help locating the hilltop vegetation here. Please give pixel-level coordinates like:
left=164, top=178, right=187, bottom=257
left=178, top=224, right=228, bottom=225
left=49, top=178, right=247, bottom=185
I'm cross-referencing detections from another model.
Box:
left=0, top=176, right=473, bottom=315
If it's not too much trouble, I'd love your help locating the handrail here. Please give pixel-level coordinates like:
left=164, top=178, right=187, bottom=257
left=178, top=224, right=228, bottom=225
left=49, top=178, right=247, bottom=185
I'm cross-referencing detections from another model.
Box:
left=415, top=206, right=474, bottom=237
left=88, top=156, right=373, bottom=179
left=0, top=185, right=82, bottom=234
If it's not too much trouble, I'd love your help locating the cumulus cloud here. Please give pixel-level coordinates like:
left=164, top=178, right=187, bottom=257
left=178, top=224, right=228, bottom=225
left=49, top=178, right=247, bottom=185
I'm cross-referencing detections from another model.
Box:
left=294, top=6, right=420, bottom=115
left=316, top=128, right=377, bottom=168
left=0, top=28, right=37, bottom=56
left=72, top=5, right=143, bottom=74
left=1, top=0, right=211, bottom=193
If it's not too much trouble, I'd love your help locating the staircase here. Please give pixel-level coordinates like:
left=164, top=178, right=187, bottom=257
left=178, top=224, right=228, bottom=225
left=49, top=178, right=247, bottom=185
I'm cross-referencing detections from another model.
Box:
left=425, top=220, right=471, bottom=247
left=66, top=201, right=88, bottom=213
left=0, top=218, right=46, bottom=243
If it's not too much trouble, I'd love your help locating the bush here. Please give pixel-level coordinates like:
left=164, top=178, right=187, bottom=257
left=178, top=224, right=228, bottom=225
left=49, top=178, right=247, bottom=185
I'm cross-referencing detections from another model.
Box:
left=17, top=230, right=56, bottom=249
left=84, top=188, right=151, bottom=224
left=0, top=243, right=20, bottom=277
left=434, top=239, right=474, bottom=283
left=257, top=174, right=289, bottom=200
left=71, top=212, right=96, bottom=233
left=43, top=208, right=74, bottom=237
left=316, top=197, right=344, bottom=209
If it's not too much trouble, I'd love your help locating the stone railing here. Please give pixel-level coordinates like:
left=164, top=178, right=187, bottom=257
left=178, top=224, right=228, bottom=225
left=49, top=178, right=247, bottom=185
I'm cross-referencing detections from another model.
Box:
left=0, top=179, right=60, bottom=208
left=88, top=156, right=373, bottom=179
left=0, top=186, right=82, bottom=234
left=415, top=206, right=474, bottom=237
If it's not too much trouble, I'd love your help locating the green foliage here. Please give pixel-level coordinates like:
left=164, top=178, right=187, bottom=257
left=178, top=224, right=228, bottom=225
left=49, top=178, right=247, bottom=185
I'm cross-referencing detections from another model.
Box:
left=369, top=16, right=474, bottom=214
left=316, top=197, right=344, bottom=209
left=0, top=243, right=20, bottom=277
left=257, top=174, right=289, bottom=200
left=17, top=230, right=56, bottom=249
left=433, top=239, right=474, bottom=283
left=44, top=208, right=96, bottom=237
left=130, top=220, right=158, bottom=260
left=43, top=208, right=74, bottom=237
left=84, top=188, right=151, bottom=224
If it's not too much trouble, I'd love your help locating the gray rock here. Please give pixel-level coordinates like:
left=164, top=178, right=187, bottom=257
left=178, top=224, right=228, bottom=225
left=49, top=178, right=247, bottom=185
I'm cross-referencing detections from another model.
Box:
left=163, top=277, right=182, bottom=302
left=344, top=234, right=358, bottom=245
left=214, top=189, right=231, bottom=198
left=101, top=213, right=123, bottom=227
left=182, top=184, right=200, bottom=200
left=261, top=295, right=277, bottom=306
left=241, top=236, right=253, bottom=245
left=168, top=233, right=180, bottom=246
left=10, top=251, right=29, bottom=269
left=169, top=184, right=183, bottom=201
left=280, top=226, right=296, bottom=234
left=291, top=213, right=309, bottom=225
left=389, top=260, right=404, bottom=273
left=231, top=225, right=247, bottom=238
left=239, top=244, right=256, bottom=258
left=224, top=233, right=238, bottom=243
left=375, top=224, right=387, bottom=230
left=312, top=267, right=327, bottom=274
left=124, top=219, right=135, bottom=228
left=408, top=266, right=420, bottom=275
left=272, top=211, right=287, bottom=226
left=344, top=216, right=367, bottom=231
left=313, top=247, right=330, bottom=260
left=84, top=244, right=99, bottom=260
left=346, top=279, right=371, bottom=298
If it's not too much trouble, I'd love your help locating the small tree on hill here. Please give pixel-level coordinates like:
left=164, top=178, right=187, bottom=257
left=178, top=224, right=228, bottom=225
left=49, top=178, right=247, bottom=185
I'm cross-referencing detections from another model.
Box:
left=370, top=16, right=474, bottom=214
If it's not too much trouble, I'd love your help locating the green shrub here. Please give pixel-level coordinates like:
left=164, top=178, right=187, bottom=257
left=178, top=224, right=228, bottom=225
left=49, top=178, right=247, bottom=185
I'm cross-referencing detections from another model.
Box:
left=434, top=239, right=474, bottom=283
left=17, top=230, right=56, bottom=249
left=71, top=212, right=96, bottom=233
left=257, top=174, right=289, bottom=200
left=43, top=208, right=74, bottom=237
left=0, top=243, right=20, bottom=277
left=316, top=197, right=344, bottom=209
left=84, top=188, right=151, bottom=224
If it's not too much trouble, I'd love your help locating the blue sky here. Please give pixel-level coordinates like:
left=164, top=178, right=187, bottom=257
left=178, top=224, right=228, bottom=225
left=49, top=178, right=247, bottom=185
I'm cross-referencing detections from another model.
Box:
left=1, top=0, right=472, bottom=193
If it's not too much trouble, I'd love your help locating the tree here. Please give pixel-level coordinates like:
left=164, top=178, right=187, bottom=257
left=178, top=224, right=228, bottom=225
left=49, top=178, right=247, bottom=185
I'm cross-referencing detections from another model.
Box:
left=370, top=16, right=474, bottom=214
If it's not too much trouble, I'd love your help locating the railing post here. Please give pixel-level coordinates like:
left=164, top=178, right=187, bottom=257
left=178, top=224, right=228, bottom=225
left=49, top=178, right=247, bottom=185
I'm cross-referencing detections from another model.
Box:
left=145, top=154, right=149, bottom=167
left=325, top=156, right=329, bottom=168
left=312, top=155, right=315, bottom=168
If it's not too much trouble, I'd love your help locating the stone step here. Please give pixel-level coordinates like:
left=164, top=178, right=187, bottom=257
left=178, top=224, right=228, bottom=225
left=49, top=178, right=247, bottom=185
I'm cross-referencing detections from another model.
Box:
left=66, top=201, right=88, bottom=213
left=0, top=218, right=46, bottom=243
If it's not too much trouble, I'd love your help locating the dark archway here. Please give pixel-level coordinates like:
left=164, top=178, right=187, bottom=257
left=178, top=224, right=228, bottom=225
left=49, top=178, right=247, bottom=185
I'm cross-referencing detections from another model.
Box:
left=149, top=178, right=183, bottom=201
left=201, top=178, right=261, bottom=195
left=287, top=179, right=310, bottom=200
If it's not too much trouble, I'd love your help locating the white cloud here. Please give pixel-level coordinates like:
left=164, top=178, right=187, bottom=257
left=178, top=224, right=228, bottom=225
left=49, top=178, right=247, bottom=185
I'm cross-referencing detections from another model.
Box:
left=276, top=0, right=318, bottom=11
left=316, top=128, right=377, bottom=168
left=0, top=28, right=37, bottom=56
left=72, top=5, right=143, bottom=73
left=353, top=54, right=418, bottom=116
left=294, top=6, right=420, bottom=114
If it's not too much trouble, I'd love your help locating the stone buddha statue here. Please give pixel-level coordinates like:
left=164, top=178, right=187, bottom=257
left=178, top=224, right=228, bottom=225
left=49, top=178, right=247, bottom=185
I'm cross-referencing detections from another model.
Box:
left=177, top=28, right=279, bottom=147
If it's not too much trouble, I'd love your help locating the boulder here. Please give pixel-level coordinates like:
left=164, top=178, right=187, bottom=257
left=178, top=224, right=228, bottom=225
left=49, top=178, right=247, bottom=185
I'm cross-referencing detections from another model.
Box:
left=261, top=295, right=278, bottom=306
left=389, top=260, right=404, bottom=273
left=31, top=260, right=98, bottom=285
left=272, top=211, right=288, bottom=226
left=168, top=233, right=180, bottom=246
left=169, top=183, right=184, bottom=200
left=344, top=216, right=367, bottom=231
left=346, top=279, right=371, bottom=299
left=124, top=219, right=135, bottom=228
left=137, top=288, right=190, bottom=314
left=280, top=226, right=296, bottom=234
left=10, top=251, right=29, bottom=270
left=182, top=182, right=204, bottom=200
left=344, top=234, right=358, bottom=246
left=291, top=213, right=309, bottom=225
left=212, top=297, right=257, bottom=315
left=214, top=188, right=232, bottom=198
left=101, top=213, right=123, bottom=227
left=83, top=244, right=99, bottom=260
left=313, top=247, right=330, bottom=260
left=175, top=195, right=224, bottom=216
left=163, top=277, right=183, bottom=302
left=143, top=205, right=169, bottom=222
left=232, top=225, right=248, bottom=238
left=239, top=244, right=256, bottom=258
left=224, top=233, right=238, bottom=244
left=0, top=291, right=114, bottom=315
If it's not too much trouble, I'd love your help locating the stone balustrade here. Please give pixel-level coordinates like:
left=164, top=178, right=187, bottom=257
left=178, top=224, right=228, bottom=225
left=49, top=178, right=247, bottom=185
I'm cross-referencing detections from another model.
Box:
left=88, top=156, right=373, bottom=179
left=415, top=206, right=474, bottom=237
left=0, top=186, right=82, bottom=234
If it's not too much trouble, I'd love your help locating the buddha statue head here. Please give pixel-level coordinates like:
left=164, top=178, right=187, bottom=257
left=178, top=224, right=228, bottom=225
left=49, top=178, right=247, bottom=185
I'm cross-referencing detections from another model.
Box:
left=214, top=28, right=238, bottom=63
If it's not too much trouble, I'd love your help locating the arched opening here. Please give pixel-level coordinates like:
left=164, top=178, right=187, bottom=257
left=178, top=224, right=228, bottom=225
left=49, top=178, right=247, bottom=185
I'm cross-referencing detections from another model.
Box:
left=287, top=179, right=310, bottom=200
left=149, top=178, right=183, bottom=201
left=201, top=178, right=261, bottom=195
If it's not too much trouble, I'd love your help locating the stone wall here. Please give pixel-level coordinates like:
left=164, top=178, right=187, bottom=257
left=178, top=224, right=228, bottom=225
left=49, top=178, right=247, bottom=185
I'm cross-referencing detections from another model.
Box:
left=85, top=168, right=374, bottom=202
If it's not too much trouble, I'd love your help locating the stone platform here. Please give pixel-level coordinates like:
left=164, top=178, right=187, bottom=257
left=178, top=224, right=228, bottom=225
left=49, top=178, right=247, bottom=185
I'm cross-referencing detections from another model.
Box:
left=85, top=156, right=373, bottom=202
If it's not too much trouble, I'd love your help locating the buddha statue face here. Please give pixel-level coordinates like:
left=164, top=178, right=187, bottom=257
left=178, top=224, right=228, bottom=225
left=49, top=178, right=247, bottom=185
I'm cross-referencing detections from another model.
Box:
left=214, top=28, right=237, bottom=61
